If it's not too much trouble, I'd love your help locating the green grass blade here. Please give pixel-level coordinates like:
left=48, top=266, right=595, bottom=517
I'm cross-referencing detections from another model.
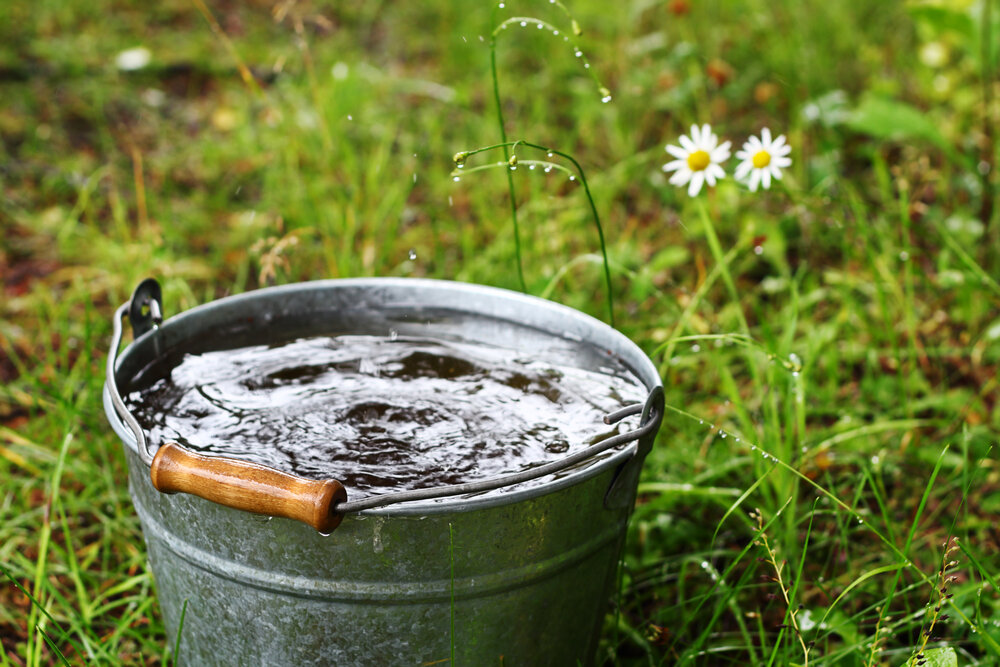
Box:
left=171, top=599, right=189, bottom=667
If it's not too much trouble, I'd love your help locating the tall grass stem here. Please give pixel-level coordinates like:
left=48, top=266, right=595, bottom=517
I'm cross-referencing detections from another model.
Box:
left=490, top=7, right=528, bottom=293
left=453, top=140, right=616, bottom=325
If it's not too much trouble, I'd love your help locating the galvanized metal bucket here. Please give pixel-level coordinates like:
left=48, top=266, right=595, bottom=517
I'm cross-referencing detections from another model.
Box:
left=103, top=278, right=663, bottom=666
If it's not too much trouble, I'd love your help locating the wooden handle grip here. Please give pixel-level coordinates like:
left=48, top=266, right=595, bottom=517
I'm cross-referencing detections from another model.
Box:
left=150, top=442, right=347, bottom=533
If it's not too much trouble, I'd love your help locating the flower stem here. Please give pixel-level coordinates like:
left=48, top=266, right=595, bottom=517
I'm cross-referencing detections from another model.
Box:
left=694, top=198, right=751, bottom=338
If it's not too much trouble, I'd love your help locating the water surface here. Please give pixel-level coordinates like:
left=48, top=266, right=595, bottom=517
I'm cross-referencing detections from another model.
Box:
left=126, top=335, right=646, bottom=499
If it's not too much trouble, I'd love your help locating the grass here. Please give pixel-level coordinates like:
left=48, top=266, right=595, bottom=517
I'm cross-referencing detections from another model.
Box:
left=2, top=0, right=999, bottom=664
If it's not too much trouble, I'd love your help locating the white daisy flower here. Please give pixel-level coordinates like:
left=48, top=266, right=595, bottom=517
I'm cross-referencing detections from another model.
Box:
left=734, top=128, right=792, bottom=192
left=662, top=124, right=731, bottom=197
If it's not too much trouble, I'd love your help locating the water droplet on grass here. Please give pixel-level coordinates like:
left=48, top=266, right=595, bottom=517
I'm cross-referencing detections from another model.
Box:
left=408, top=249, right=417, bottom=260
left=520, top=21, right=527, bottom=26
left=601, top=95, right=612, bottom=103
left=754, top=245, right=764, bottom=255
left=498, top=2, right=504, bottom=7
left=453, top=176, right=461, bottom=182
left=568, top=175, right=575, bottom=181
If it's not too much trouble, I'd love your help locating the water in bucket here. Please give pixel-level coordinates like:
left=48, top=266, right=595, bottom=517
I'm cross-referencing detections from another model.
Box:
left=124, top=334, right=646, bottom=499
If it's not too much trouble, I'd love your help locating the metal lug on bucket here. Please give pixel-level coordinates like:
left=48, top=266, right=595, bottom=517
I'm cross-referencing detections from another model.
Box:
left=604, top=385, right=663, bottom=510
left=128, top=278, right=164, bottom=338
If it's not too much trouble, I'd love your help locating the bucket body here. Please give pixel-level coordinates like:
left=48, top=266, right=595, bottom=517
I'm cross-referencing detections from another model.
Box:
left=104, top=278, right=663, bottom=666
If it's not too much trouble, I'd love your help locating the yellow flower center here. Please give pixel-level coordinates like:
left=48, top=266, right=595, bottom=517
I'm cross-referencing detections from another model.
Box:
left=752, top=150, right=771, bottom=169
left=686, top=150, right=711, bottom=171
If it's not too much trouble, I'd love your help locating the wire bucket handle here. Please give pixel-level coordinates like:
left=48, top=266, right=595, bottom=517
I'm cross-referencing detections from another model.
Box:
left=106, top=279, right=663, bottom=533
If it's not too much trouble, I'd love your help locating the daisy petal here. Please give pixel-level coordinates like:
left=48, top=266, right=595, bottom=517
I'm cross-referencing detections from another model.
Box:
left=669, top=169, right=691, bottom=186
left=773, top=156, right=792, bottom=168
left=688, top=171, right=705, bottom=197
left=678, top=135, right=696, bottom=152
left=666, top=144, right=688, bottom=160
left=770, top=164, right=783, bottom=180
left=771, top=134, right=787, bottom=149
left=662, top=159, right=686, bottom=172
left=761, top=127, right=771, bottom=145
left=761, top=168, right=772, bottom=190
left=734, top=160, right=753, bottom=180
left=712, top=141, right=731, bottom=162
left=708, top=163, right=726, bottom=181
left=748, top=170, right=761, bottom=192
left=735, top=149, right=750, bottom=161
